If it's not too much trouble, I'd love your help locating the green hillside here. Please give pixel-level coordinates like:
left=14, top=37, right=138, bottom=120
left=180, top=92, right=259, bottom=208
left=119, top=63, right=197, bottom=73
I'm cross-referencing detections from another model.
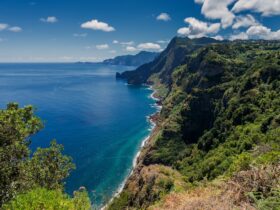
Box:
left=109, top=38, right=280, bottom=210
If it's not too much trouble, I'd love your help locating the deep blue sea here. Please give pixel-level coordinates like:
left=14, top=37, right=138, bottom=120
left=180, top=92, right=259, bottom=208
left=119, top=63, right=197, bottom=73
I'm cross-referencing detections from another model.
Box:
left=0, top=63, right=156, bottom=207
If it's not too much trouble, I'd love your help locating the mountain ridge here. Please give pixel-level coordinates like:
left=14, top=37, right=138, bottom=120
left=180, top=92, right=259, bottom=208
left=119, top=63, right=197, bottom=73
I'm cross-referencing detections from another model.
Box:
left=116, top=37, right=225, bottom=85
left=109, top=37, right=280, bottom=209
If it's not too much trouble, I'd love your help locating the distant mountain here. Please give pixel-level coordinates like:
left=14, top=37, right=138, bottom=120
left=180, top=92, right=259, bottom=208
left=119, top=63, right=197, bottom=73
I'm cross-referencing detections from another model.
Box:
left=116, top=37, right=224, bottom=85
left=102, top=51, right=159, bottom=67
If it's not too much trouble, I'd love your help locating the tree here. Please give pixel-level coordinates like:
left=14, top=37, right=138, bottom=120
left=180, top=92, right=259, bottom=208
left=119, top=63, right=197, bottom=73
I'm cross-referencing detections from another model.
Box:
left=0, top=103, right=79, bottom=207
left=0, top=103, right=42, bottom=205
left=29, top=140, right=75, bottom=190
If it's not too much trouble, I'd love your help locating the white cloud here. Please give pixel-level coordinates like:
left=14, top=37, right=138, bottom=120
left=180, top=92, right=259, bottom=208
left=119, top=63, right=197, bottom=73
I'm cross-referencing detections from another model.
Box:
left=194, top=0, right=280, bottom=37
left=212, top=35, right=224, bottom=40
left=246, top=25, right=270, bottom=37
left=232, top=15, right=258, bottom=29
left=232, top=0, right=280, bottom=16
left=156, top=13, right=171, bottom=21
left=266, top=30, right=280, bottom=40
left=96, top=44, right=109, bottom=50
left=137, top=42, right=162, bottom=51
left=81, top=19, right=115, bottom=32
left=177, top=17, right=220, bottom=38
left=178, top=27, right=191, bottom=36
left=197, top=0, right=236, bottom=28
left=157, top=40, right=170, bottom=44
left=40, top=16, right=58, bottom=23
left=246, top=25, right=280, bottom=40
left=0, top=23, right=9, bottom=31
left=112, top=40, right=134, bottom=46
left=8, top=26, right=22, bottom=32
left=185, top=17, right=220, bottom=33
left=0, top=24, right=22, bottom=32
left=109, top=50, right=117, bottom=54
left=126, top=46, right=138, bottom=52
left=73, top=33, right=87, bottom=37
left=230, top=32, right=249, bottom=40
left=123, top=42, right=163, bottom=52
left=195, top=0, right=205, bottom=3
left=120, top=41, right=134, bottom=45
left=230, top=24, right=280, bottom=41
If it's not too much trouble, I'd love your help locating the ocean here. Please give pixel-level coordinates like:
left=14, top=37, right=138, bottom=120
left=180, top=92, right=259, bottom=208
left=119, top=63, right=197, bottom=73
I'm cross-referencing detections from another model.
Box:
left=0, top=63, right=157, bottom=208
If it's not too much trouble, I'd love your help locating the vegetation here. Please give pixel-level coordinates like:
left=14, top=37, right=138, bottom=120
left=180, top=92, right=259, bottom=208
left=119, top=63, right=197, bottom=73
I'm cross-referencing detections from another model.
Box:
left=150, top=164, right=280, bottom=210
left=116, top=37, right=222, bottom=85
left=1, top=37, right=280, bottom=209
left=110, top=38, right=280, bottom=209
left=3, top=188, right=91, bottom=210
left=0, top=103, right=90, bottom=209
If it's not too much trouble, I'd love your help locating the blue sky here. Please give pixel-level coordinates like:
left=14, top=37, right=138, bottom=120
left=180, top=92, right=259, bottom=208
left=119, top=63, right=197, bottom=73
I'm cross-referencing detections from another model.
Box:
left=0, top=0, right=279, bottom=62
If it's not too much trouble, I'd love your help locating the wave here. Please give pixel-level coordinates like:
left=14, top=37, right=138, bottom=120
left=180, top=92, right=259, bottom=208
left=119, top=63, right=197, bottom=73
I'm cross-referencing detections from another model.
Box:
left=101, top=85, right=161, bottom=210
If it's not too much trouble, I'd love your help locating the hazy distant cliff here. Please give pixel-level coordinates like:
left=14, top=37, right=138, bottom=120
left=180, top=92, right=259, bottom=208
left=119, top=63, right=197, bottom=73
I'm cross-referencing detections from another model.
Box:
left=103, top=51, right=159, bottom=67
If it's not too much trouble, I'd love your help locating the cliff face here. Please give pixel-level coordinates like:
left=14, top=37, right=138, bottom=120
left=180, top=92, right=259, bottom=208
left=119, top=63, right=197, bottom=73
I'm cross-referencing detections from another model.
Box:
left=116, top=37, right=223, bottom=85
left=109, top=39, right=280, bottom=210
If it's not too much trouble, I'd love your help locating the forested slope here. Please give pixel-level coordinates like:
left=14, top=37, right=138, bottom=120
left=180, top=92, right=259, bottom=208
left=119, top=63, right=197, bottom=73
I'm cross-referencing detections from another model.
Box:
left=109, top=39, right=280, bottom=210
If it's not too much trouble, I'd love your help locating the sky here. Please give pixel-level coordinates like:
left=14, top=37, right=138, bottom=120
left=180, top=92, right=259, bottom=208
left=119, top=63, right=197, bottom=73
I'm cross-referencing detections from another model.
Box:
left=0, top=0, right=279, bottom=62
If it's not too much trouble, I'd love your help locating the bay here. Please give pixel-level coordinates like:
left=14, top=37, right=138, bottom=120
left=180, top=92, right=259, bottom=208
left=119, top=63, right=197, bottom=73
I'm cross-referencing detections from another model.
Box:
left=0, top=63, right=156, bottom=207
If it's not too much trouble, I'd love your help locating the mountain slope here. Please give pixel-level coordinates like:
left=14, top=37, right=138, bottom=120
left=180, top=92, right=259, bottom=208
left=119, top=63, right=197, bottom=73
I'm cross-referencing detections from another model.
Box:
left=116, top=37, right=223, bottom=85
left=108, top=39, right=280, bottom=210
left=103, top=51, right=159, bottom=66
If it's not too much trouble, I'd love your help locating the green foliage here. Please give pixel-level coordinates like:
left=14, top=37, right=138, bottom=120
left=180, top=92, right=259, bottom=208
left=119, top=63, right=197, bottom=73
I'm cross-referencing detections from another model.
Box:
left=108, top=191, right=131, bottom=210
left=249, top=189, right=280, bottom=210
left=118, top=37, right=222, bottom=85
left=256, top=150, right=280, bottom=165
left=0, top=103, right=43, bottom=205
left=2, top=188, right=91, bottom=210
left=111, top=40, right=280, bottom=209
left=226, top=153, right=252, bottom=176
left=0, top=103, right=88, bottom=208
left=29, top=140, right=75, bottom=190
left=144, top=41, right=280, bottom=182
left=157, top=178, right=174, bottom=193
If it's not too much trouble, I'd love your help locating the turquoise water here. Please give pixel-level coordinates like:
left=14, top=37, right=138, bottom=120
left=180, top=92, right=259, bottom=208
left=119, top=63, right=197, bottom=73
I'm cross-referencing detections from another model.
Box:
left=0, top=63, right=156, bottom=207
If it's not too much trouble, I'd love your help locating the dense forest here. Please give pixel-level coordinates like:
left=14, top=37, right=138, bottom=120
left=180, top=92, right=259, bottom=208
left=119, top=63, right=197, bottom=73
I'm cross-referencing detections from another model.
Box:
left=110, top=37, right=280, bottom=209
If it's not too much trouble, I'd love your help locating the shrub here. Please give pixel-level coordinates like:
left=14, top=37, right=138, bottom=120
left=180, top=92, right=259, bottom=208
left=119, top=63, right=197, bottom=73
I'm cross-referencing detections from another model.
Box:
left=2, top=188, right=91, bottom=210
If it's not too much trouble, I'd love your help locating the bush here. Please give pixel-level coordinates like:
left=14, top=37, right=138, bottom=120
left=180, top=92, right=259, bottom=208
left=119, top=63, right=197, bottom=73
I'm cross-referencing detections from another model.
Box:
left=2, top=188, right=91, bottom=210
left=226, top=164, right=280, bottom=207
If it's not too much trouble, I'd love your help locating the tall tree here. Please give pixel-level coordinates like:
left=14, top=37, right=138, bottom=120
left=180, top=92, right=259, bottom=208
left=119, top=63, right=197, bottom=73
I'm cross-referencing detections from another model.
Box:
left=0, top=103, right=75, bottom=206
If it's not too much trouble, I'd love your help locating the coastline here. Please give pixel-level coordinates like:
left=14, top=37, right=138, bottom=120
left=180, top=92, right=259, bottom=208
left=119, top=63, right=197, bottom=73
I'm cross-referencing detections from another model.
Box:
left=102, top=85, right=161, bottom=210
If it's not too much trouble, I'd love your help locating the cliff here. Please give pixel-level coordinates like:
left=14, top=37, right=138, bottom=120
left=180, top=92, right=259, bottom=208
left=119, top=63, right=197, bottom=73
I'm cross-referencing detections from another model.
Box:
left=109, top=38, right=280, bottom=209
left=116, top=37, right=224, bottom=85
